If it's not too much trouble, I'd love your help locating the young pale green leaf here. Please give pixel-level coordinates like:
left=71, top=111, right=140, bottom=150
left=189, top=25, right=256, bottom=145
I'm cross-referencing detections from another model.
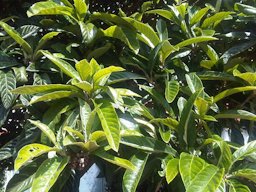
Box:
left=95, top=101, right=120, bottom=152
left=14, top=144, right=56, bottom=171
left=201, top=12, right=233, bottom=29
left=213, top=86, right=256, bottom=103
left=215, top=110, right=256, bottom=121
left=93, top=66, right=125, bottom=87
left=190, top=7, right=210, bottom=26
left=166, top=158, right=179, bottom=183
left=0, top=21, right=33, bottom=54
left=186, top=73, right=203, bottom=94
left=86, top=106, right=100, bottom=139
left=41, top=50, right=80, bottom=80
left=150, top=118, right=178, bottom=130
left=78, top=99, right=91, bottom=140
left=35, top=32, right=61, bottom=52
left=31, top=156, right=69, bottom=192
left=28, top=120, right=58, bottom=146
left=180, top=153, right=225, bottom=191
left=27, top=1, right=74, bottom=17
left=30, top=91, right=74, bottom=104
left=121, top=135, right=177, bottom=155
left=0, top=70, right=16, bottom=108
left=228, top=180, right=251, bottom=192
left=175, top=36, right=218, bottom=49
left=233, top=140, right=256, bottom=163
left=72, top=81, right=93, bottom=93
left=116, top=88, right=141, bottom=97
left=75, top=59, right=92, bottom=81
left=94, top=149, right=135, bottom=170
left=165, top=80, right=179, bottom=103
left=64, top=126, right=85, bottom=141
left=233, top=69, right=256, bottom=85
left=74, top=0, right=87, bottom=20
left=235, top=3, right=256, bottom=15
left=233, top=169, right=256, bottom=183
left=122, top=152, right=149, bottom=192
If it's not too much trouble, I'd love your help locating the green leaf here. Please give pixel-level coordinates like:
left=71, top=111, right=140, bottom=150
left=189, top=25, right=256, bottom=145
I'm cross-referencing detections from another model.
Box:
left=197, top=71, right=236, bottom=81
left=35, top=32, right=61, bottom=52
left=0, top=52, right=19, bottom=69
left=74, top=0, right=87, bottom=20
left=72, top=81, right=93, bottom=93
left=41, top=50, right=80, bottom=80
left=235, top=3, right=256, bottom=15
left=233, top=69, right=256, bottom=85
left=108, top=71, right=145, bottom=84
left=64, top=126, right=84, bottom=141
left=28, top=120, right=58, bottom=146
left=228, top=180, right=251, bottom=192
left=186, top=73, right=203, bottom=94
left=27, top=1, right=74, bottom=17
left=0, top=21, right=32, bottom=54
left=165, top=80, right=179, bottom=103
left=79, top=22, right=97, bottom=44
left=122, top=152, right=149, bottom=192
left=65, top=141, right=98, bottom=152
left=233, top=140, right=256, bottom=163
left=12, top=84, right=78, bottom=94
left=75, top=59, right=92, bottom=81
left=93, top=66, right=125, bottom=87
left=14, top=143, right=56, bottom=171
left=201, top=12, right=233, bottom=29
left=215, top=110, right=256, bottom=121
left=213, top=86, right=256, bottom=103
left=30, top=90, right=74, bottom=104
left=78, top=98, right=91, bottom=140
left=178, top=89, right=202, bottom=147
left=31, top=156, right=69, bottom=192
left=13, top=66, right=28, bottom=84
left=175, top=36, right=218, bottom=49
left=0, top=71, right=16, bottom=108
left=156, top=19, right=168, bottom=41
left=166, top=158, right=179, bottom=183
left=180, top=153, right=225, bottom=191
left=150, top=117, right=178, bottom=130
left=95, top=101, right=120, bottom=152
left=233, top=169, right=256, bottom=183
left=190, top=7, right=210, bottom=26
left=121, top=135, right=177, bottom=155
left=94, top=149, right=135, bottom=170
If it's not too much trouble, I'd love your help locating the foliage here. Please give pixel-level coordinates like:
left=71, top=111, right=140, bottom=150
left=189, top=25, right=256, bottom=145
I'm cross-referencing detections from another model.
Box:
left=1, top=0, right=256, bottom=191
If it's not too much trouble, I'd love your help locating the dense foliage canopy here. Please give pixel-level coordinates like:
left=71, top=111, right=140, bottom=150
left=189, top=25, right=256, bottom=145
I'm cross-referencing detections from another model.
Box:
left=1, top=0, right=256, bottom=191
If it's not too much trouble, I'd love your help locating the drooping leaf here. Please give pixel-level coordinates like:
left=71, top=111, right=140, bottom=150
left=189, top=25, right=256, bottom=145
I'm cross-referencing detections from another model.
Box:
left=165, top=80, right=179, bottom=103
left=215, top=110, right=256, bottom=121
left=197, top=71, right=236, bottom=81
left=122, top=152, right=149, bottom=192
left=201, top=12, right=233, bottom=29
left=175, top=36, right=218, bottom=49
left=95, top=101, right=120, bottom=152
left=179, top=153, right=225, bottom=191
left=0, top=70, right=16, bottom=108
left=0, top=52, right=19, bottom=69
left=166, top=158, right=179, bottom=183
left=14, top=144, right=57, bottom=171
left=235, top=3, right=256, bottom=15
left=31, top=156, right=69, bottom=192
left=233, top=140, right=256, bottom=163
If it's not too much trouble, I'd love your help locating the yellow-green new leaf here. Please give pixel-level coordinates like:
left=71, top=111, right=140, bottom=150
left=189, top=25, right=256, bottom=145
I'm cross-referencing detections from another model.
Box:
left=31, top=156, right=69, bottom=192
left=30, top=91, right=74, bottom=104
left=15, top=144, right=57, bottom=171
left=75, top=59, right=92, bottom=81
left=166, top=158, right=179, bottom=183
left=165, top=80, right=179, bottom=103
left=74, top=0, right=87, bottom=20
left=175, top=36, right=218, bottom=49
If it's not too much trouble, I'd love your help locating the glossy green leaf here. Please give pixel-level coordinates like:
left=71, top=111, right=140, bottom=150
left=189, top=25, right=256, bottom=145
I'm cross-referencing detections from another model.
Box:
left=78, top=98, right=91, bottom=140
left=41, top=50, right=80, bottom=80
left=94, top=149, right=135, bottom=170
left=79, top=22, right=97, bottom=44
left=165, top=80, right=179, bottom=103
left=75, top=59, right=92, bottom=81
left=233, top=140, right=256, bottom=163
left=233, top=69, right=256, bottom=85
left=166, top=158, right=179, bottom=183
left=121, top=135, right=177, bottom=155
left=235, top=3, right=256, bottom=15
left=64, top=126, right=84, bottom=141
left=150, top=117, right=178, bottom=130
left=156, top=19, right=168, bottom=41
left=116, top=88, right=141, bottom=97
left=14, top=144, right=56, bottom=171
left=93, top=66, right=124, bottom=87
left=233, top=169, right=256, bottom=183
left=175, top=36, right=217, bottom=49
left=215, top=110, right=256, bottom=121
left=109, top=72, right=145, bottom=84
left=36, top=31, right=61, bottom=52
left=0, top=21, right=32, bottom=54
left=95, top=101, right=120, bottom=152
left=72, top=81, right=93, bottom=93
left=197, top=71, right=236, bottom=81
left=13, top=66, right=28, bottom=84
left=30, top=90, right=74, bottom=104
left=228, top=180, right=251, bottom=192
left=122, top=152, right=149, bottom=192
left=74, top=0, right=87, bottom=20
left=190, top=7, right=210, bottom=26
left=28, top=120, right=58, bottom=146
left=31, top=156, right=69, bottom=192
left=213, top=86, right=256, bottom=103
left=0, top=70, right=16, bottom=108
left=27, top=1, right=74, bottom=17
left=201, top=12, right=233, bottom=29
left=180, top=153, right=225, bottom=191
left=186, top=73, right=203, bottom=94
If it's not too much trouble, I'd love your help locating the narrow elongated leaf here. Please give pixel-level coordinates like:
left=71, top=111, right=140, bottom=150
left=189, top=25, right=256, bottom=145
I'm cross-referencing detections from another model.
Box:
left=175, top=36, right=217, bottom=49
left=233, top=140, right=256, bottom=162
left=78, top=99, right=91, bottom=140
left=0, top=21, right=32, bottom=54
left=190, top=7, right=210, bottom=26
left=14, top=144, right=56, bottom=171
left=233, top=169, right=256, bottom=183
left=0, top=70, right=16, bottom=108
left=121, top=135, right=177, bottom=155
left=94, top=149, right=135, bottom=170
left=28, top=120, right=58, bottom=146
left=95, top=101, right=120, bottom=152
left=215, top=110, right=256, bottom=121
left=13, top=66, right=28, bottom=84
left=36, top=31, right=60, bottom=52
left=12, top=84, right=78, bottom=94
left=93, top=66, right=124, bottom=87
left=41, top=50, right=80, bottom=80
left=201, top=12, right=233, bottom=28
left=123, top=152, right=149, bottom=192
left=31, top=156, right=69, bottom=192
left=65, top=141, right=98, bottom=152
left=30, top=90, right=74, bottom=104
left=180, top=153, right=225, bottom=191
left=0, top=52, right=19, bottom=69
left=108, top=72, right=145, bottom=84
left=235, top=3, right=256, bottom=15
left=79, top=22, right=97, bottom=44
left=27, top=1, right=73, bottom=17
left=213, top=86, right=256, bottom=103
left=166, top=158, right=179, bottom=183
left=156, top=19, right=168, bottom=41
left=165, top=80, right=179, bottom=103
